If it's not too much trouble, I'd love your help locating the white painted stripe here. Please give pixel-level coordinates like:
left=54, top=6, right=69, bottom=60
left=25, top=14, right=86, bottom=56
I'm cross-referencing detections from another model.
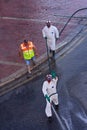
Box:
left=0, top=60, right=25, bottom=66
left=0, top=16, right=77, bottom=25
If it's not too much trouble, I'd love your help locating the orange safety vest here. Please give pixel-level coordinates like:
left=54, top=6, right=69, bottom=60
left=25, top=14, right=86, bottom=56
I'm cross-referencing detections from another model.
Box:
left=20, top=41, right=35, bottom=60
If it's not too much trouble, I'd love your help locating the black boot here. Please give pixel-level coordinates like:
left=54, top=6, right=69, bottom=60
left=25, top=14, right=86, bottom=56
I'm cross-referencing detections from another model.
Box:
left=50, top=50, right=55, bottom=57
left=50, top=50, right=55, bottom=62
left=52, top=50, right=55, bottom=58
left=55, top=105, right=59, bottom=110
left=47, top=116, right=52, bottom=123
left=27, top=72, right=32, bottom=78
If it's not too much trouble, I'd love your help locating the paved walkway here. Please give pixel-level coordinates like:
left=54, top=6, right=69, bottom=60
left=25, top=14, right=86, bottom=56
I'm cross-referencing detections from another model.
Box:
left=0, top=0, right=87, bottom=84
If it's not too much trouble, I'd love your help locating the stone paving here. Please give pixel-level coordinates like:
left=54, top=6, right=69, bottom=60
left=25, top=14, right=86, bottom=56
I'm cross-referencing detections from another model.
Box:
left=0, top=0, right=87, bottom=81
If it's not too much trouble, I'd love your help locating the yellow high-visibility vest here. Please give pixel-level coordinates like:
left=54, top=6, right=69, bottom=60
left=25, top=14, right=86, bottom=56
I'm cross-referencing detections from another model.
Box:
left=21, top=41, right=35, bottom=60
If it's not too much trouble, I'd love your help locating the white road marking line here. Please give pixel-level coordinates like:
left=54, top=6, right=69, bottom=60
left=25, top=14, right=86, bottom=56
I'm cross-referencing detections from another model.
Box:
left=0, top=16, right=77, bottom=25
left=0, top=60, right=24, bottom=66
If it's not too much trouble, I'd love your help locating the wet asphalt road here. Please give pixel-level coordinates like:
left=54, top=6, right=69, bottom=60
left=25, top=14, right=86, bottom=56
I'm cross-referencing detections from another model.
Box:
left=56, top=34, right=87, bottom=130
left=0, top=33, right=87, bottom=130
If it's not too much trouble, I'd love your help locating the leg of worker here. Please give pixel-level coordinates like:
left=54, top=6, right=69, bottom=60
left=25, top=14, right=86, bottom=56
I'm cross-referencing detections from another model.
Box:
left=52, top=94, right=59, bottom=110
left=52, top=50, right=55, bottom=58
left=50, top=50, right=55, bottom=61
left=46, top=43, right=51, bottom=57
left=50, top=49, right=52, bottom=55
left=45, top=100, right=52, bottom=118
left=27, top=65, right=31, bottom=73
left=50, top=42, right=55, bottom=58
left=25, top=60, right=31, bottom=73
left=32, top=56, right=36, bottom=66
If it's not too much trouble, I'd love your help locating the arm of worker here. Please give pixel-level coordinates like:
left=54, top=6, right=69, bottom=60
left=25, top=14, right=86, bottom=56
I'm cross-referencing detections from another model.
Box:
left=52, top=76, right=58, bottom=86
left=18, top=46, right=23, bottom=59
left=42, top=28, right=47, bottom=39
left=55, top=27, right=59, bottom=41
left=33, top=45, right=39, bottom=57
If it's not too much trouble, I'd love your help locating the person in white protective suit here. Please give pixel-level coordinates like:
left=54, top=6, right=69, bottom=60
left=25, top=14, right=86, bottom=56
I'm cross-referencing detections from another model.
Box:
left=42, top=20, right=59, bottom=60
left=42, top=73, right=59, bottom=122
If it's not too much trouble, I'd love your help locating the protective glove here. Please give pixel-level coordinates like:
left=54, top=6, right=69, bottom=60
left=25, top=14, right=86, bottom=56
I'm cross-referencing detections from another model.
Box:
left=51, top=71, right=56, bottom=79
left=45, top=94, right=50, bottom=102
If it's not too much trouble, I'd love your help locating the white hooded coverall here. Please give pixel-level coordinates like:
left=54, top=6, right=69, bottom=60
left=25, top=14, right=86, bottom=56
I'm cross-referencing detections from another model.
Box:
left=42, top=77, right=59, bottom=117
left=42, top=25, right=59, bottom=51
